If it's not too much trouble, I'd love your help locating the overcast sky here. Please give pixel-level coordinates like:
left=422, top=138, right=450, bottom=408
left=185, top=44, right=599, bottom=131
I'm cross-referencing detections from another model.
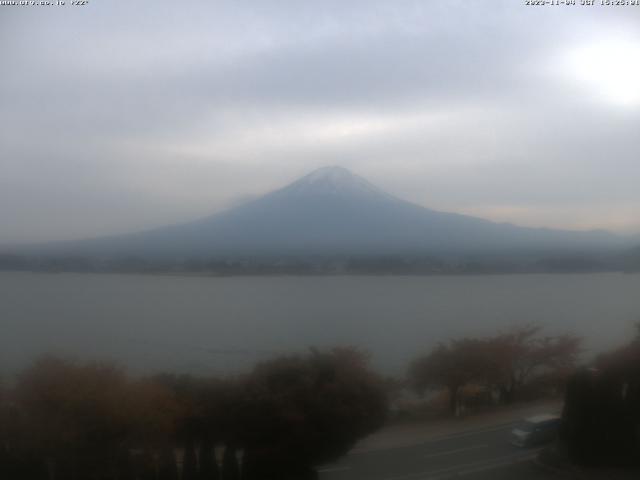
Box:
left=1, top=0, right=639, bottom=244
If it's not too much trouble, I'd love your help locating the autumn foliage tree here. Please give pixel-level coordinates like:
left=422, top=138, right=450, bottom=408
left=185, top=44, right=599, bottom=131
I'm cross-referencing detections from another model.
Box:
left=409, top=339, right=488, bottom=414
left=1, top=349, right=388, bottom=480
left=14, top=356, right=135, bottom=479
left=151, top=373, right=241, bottom=480
left=236, top=347, right=388, bottom=480
left=4, top=356, right=184, bottom=480
left=409, top=326, right=582, bottom=414
left=486, top=325, right=581, bottom=403
left=560, top=323, right=640, bottom=466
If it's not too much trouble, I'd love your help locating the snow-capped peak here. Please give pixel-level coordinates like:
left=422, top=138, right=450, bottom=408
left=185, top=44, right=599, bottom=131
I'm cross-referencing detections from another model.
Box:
left=279, top=166, right=387, bottom=198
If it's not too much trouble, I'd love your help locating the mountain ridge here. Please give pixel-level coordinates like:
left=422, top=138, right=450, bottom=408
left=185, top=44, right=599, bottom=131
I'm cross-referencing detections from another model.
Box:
left=2, top=166, right=629, bottom=261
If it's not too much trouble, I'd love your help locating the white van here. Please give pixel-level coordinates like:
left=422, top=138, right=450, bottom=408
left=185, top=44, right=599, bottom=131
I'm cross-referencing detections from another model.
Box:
left=510, top=414, right=561, bottom=447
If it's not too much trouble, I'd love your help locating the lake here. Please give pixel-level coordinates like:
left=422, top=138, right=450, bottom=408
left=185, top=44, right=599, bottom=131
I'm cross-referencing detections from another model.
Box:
left=1, top=271, right=639, bottom=377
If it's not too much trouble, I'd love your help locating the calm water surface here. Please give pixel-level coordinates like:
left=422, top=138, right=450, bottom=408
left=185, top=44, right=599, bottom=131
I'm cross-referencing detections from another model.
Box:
left=1, top=272, right=639, bottom=376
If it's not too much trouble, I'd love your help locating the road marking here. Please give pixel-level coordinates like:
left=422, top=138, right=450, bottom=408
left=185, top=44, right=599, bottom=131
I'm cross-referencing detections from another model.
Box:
left=349, top=422, right=517, bottom=456
left=383, top=449, right=540, bottom=480
left=422, top=444, right=488, bottom=459
left=419, top=424, right=515, bottom=443
left=317, top=466, right=351, bottom=473
left=454, top=452, right=538, bottom=477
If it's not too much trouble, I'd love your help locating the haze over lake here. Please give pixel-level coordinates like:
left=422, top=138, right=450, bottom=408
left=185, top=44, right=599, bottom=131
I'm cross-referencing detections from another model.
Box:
left=2, top=271, right=638, bottom=377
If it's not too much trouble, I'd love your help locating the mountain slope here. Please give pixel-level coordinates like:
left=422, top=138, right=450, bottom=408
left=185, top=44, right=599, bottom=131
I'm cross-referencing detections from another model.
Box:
left=18, top=166, right=626, bottom=259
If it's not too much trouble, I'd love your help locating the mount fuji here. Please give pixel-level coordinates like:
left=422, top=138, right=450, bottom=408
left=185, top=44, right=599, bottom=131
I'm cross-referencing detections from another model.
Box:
left=19, top=165, right=625, bottom=262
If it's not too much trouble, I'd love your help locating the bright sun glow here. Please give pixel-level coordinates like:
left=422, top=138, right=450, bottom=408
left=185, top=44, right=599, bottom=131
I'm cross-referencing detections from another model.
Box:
left=563, top=38, right=640, bottom=107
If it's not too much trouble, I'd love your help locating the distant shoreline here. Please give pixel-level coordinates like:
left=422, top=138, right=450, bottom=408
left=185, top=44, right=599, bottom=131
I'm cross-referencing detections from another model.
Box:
left=0, top=268, right=634, bottom=278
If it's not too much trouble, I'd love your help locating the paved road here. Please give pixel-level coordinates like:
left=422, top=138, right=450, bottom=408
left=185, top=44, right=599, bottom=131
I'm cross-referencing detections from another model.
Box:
left=318, top=422, right=556, bottom=480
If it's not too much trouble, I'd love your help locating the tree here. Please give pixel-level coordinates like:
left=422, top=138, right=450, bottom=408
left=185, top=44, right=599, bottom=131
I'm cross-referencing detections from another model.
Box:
left=561, top=337, right=640, bottom=466
left=125, top=378, right=184, bottom=449
left=409, top=339, right=488, bottom=414
left=487, top=325, right=581, bottom=403
left=236, top=347, right=388, bottom=478
left=10, top=356, right=186, bottom=480
left=409, top=326, right=582, bottom=412
left=222, top=445, right=240, bottom=480
left=14, top=356, right=134, bottom=479
left=197, top=439, right=219, bottom=480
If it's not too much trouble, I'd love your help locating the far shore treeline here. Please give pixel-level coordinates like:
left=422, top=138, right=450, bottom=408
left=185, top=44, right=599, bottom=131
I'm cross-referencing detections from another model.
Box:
left=1, top=249, right=639, bottom=275
left=1, top=324, right=639, bottom=479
